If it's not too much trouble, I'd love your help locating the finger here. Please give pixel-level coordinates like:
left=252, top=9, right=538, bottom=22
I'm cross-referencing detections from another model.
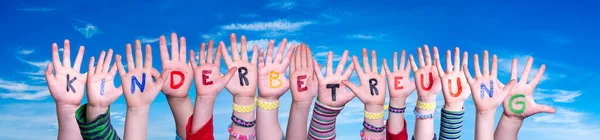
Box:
left=215, top=44, right=223, bottom=66
left=342, top=63, right=355, bottom=79
left=145, top=44, right=153, bottom=69
left=313, top=59, right=325, bottom=81
left=520, top=57, right=534, bottom=83
left=51, top=43, right=62, bottom=69
left=510, top=58, right=518, bottom=80
left=241, top=35, right=249, bottom=61
left=491, top=55, right=498, bottom=79
left=446, top=50, right=452, bottom=72
left=535, top=104, right=556, bottom=114
left=361, top=48, right=371, bottom=73
left=62, top=40, right=71, bottom=67
left=474, top=54, right=482, bottom=77
left=116, top=55, right=126, bottom=75
left=353, top=56, right=365, bottom=78
left=462, top=65, right=474, bottom=83
left=529, top=64, right=546, bottom=87
left=392, top=52, right=398, bottom=72
left=199, top=43, right=206, bottom=64
left=190, top=50, right=198, bottom=67
left=382, top=58, right=390, bottom=76
left=461, top=52, right=468, bottom=72
left=433, top=47, right=444, bottom=73
left=266, top=40, right=275, bottom=64
left=207, top=40, right=214, bottom=64
left=274, top=38, right=288, bottom=64
left=179, top=36, right=187, bottom=62
left=230, top=33, right=240, bottom=60
left=280, top=43, right=295, bottom=68
left=102, top=49, right=114, bottom=73
left=335, top=50, right=349, bottom=75
left=135, top=40, right=143, bottom=69
left=295, top=45, right=302, bottom=70
left=326, top=51, right=334, bottom=76
left=341, top=80, right=360, bottom=96
left=300, top=44, right=307, bottom=68
left=95, top=51, right=106, bottom=74
left=222, top=67, right=238, bottom=84
left=424, top=45, right=432, bottom=66
left=159, top=35, right=169, bottom=63
left=453, top=47, right=460, bottom=72
left=417, top=47, right=425, bottom=68
left=482, top=50, right=490, bottom=76
left=88, top=56, right=96, bottom=75
left=45, top=63, right=56, bottom=85
left=371, top=50, right=378, bottom=74
left=152, top=68, right=168, bottom=88
left=258, top=49, right=265, bottom=68
left=73, top=46, right=85, bottom=72
left=220, top=42, right=233, bottom=67
left=125, top=44, right=135, bottom=71
left=250, top=45, right=258, bottom=64
left=290, top=52, right=296, bottom=73
left=435, top=54, right=445, bottom=78
left=400, top=50, right=406, bottom=71
left=307, top=46, right=314, bottom=69
left=409, top=55, right=418, bottom=72
left=109, top=62, right=118, bottom=77
left=170, top=33, right=179, bottom=61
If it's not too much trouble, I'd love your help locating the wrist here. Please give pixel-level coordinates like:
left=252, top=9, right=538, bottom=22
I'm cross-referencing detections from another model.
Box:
left=389, top=98, right=407, bottom=108
left=364, top=104, right=384, bottom=113
left=86, top=104, right=108, bottom=121
left=234, top=96, right=255, bottom=106
left=257, top=96, right=279, bottom=102
left=127, top=105, right=150, bottom=113
left=477, top=109, right=497, bottom=117
left=443, top=102, right=464, bottom=111
left=417, top=96, right=436, bottom=103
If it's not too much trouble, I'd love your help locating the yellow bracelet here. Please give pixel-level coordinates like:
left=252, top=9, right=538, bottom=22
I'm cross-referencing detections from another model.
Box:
left=364, top=110, right=385, bottom=120
left=233, top=101, right=256, bottom=113
left=257, top=99, right=279, bottom=110
left=416, top=101, right=436, bottom=110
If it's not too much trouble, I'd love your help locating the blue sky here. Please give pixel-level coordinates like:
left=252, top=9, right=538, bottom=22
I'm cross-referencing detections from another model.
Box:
left=1, top=0, right=599, bottom=139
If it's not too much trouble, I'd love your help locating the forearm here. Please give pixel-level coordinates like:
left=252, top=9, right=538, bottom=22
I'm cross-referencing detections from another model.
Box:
left=168, top=96, right=193, bottom=139
left=439, top=103, right=465, bottom=140
left=475, top=110, right=496, bottom=140
left=286, top=101, right=313, bottom=139
left=191, top=96, right=216, bottom=133
left=308, top=100, right=343, bottom=140
left=124, top=107, right=150, bottom=140
left=363, top=104, right=385, bottom=138
left=256, top=97, right=283, bottom=140
left=76, top=104, right=121, bottom=140
left=413, top=97, right=436, bottom=140
left=494, top=114, right=523, bottom=140
left=231, top=96, right=256, bottom=140
left=387, top=98, right=406, bottom=134
left=56, top=104, right=83, bottom=140
left=86, top=104, right=108, bottom=122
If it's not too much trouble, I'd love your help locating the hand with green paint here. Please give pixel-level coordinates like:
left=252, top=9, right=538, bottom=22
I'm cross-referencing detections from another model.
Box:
left=502, top=57, right=555, bottom=118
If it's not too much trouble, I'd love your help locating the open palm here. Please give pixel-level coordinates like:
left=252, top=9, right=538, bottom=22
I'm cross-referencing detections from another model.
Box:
left=190, top=40, right=237, bottom=97
left=502, top=57, right=555, bottom=118
left=289, top=44, right=318, bottom=103
left=221, top=33, right=259, bottom=97
left=314, top=50, right=355, bottom=107
left=343, top=49, right=386, bottom=106
left=464, top=50, right=516, bottom=111
left=383, top=50, right=415, bottom=100
left=409, top=45, right=442, bottom=102
left=87, top=49, right=122, bottom=107
left=159, top=33, right=193, bottom=98
left=257, top=39, right=294, bottom=100
left=434, top=47, right=471, bottom=106
left=46, top=40, right=87, bottom=106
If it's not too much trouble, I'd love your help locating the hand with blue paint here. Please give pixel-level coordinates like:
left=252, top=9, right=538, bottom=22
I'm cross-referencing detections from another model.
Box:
left=86, top=49, right=123, bottom=121
left=116, top=40, right=170, bottom=140
left=494, top=57, right=556, bottom=140
left=462, top=50, right=517, bottom=140
left=45, top=39, right=87, bottom=140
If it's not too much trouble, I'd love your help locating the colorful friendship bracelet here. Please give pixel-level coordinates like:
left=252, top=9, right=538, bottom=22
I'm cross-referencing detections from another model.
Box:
left=363, top=121, right=386, bottom=132
left=364, top=110, right=385, bottom=120
left=416, top=101, right=436, bottom=110
left=231, top=115, right=256, bottom=128
left=413, top=108, right=435, bottom=119
left=233, top=101, right=256, bottom=113
left=256, top=98, right=279, bottom=110
left=228, top=124, right=256, bottom=140
left=388, top=105, right=407, bottom=113
left=359, top=129, right=386, bottom=140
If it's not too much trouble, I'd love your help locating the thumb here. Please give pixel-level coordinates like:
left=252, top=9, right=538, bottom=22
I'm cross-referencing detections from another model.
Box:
left=153, top=68, right=170, bottom=88
left=221, top=67, right=238, bottom=85
left=503, top=79, right=518, bottom=92
left=341, top=80, right=360, bottom=96
left=535, top=104, right=556, bottom=114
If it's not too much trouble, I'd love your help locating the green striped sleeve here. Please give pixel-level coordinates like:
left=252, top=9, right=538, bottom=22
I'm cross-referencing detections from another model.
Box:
left=75, top=104, right=122, bottom=140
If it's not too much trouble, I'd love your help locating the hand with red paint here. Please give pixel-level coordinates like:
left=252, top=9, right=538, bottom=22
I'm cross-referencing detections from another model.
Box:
left=289, top=44, right=318, bottom=103
left=314, top=50, right=355, bottom=107
left=433, top=47, right=471, bottom=111
left=159, top=33, right=193, bottom=99
left=221, top=33, right=259, bottom=98
left=383, top=50, right=416, bottom=106
left=494, top=57, right=556, bottom=140
left=86, top=49, right=123, bottom=121
left=408, top=45, right=442, bottom=102
left=45, top=39, right=86, bottom=140
left=257, top=39, right=295, bottom=102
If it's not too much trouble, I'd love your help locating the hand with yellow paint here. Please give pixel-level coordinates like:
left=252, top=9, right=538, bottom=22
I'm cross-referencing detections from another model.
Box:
left=433, top=47, right=471, bottom=111
left=257, top=39, right=295, bottom=102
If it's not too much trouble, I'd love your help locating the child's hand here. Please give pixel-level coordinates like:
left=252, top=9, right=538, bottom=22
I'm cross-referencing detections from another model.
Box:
left=289, top=44, right=317, bottom=103
left=383, top=50, right=415, bottom=103
left=190, top=41, right=237, bottom=98
left=409, top=45, right=442, bottom=102
left=433, top=47, right=471, bottom=110
left=314, top=50, right=355, bottom=107
left=116, top=40, right=169, bottom=109
left=86, top=49, right=123, bottom=112
left=46, top=40, right=87, bottom=107
left=159, top=33, right=193, bottom=99
left=221, top=33, right=259, bottom=98
left=343, top=49, right=386, bottom=106
left=463, top=51, right=516, bottom=112
left=257, top=39, right=295, bottom=101
left=502, top=57, right=555, bottom=118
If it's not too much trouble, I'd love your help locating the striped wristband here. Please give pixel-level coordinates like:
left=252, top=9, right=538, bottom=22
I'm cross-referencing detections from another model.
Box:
left=439, top=108, right=464, bottom=140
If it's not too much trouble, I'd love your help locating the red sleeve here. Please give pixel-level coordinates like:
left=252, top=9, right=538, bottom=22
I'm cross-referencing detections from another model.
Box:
left=386, top=119, right=409, bottom=140
left=186, top=115, right=214, bottom=140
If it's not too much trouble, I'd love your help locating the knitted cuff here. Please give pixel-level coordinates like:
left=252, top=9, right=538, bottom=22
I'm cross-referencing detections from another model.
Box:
left=308, top=100, right=343, bottom=140
left=75, top=104, right=121, bottom=140
left=439, top=108, right=464, bottom=140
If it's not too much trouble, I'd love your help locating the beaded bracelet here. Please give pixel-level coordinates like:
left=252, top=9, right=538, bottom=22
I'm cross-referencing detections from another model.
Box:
left=413, top=108, right=435, bottom=119
left=416, top=101, right=436, bottom=110
left=363, top=121, right=385, bottom=132
left=233, top=102, right=256, bottom=113
left=360, top=129, right=386, bottom=140
left=364, top=110, right=385, bottom=120
left=256, top=99, right=279, bottom=110
left=388, top=105, right=406, bottom=113
left=228, top=124, right=256, bottom=140
left=231, top=115, right=256, bottom=127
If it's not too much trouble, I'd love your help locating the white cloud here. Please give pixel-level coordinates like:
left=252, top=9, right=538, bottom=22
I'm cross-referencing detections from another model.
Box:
left=0, top=103, right=61, bottom=139
left=139, top=37, right=159, bottom=43
left=346, top=34, right=385, bottom=40
left=265, top=0, right=297, bottom=11
left=0, top=58, right=52, bottom=100
left=73, top=19, right=101, bottom=39
left=497, top=55, right=549, bottom=82
left=314, top=51, right=342, bottom=62
left=19, top=49, right=35, bottom=55
left=110, top=112, right=126, bottom=124
left=534, top=89, right=581, bottom=103
left=16, top=7, right=57, bottom=12
left=523, top=107, right=600, bottom=139
left=201, top=31, right=225, bottom=40
left=221, top=20, right=313, bottom=37
left=319, top=9, right=349, bottom=24
left=58, top=48, right=64, bottom=52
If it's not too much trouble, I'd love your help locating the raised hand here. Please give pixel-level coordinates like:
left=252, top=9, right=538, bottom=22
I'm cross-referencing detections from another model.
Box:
left=290, top=44, right=317, bottom=103
left=433, top=47, right=471, bottom=110
left=409, top=45, right=442, bottom=102
left=343, top=49, right=386, bottom=105
left=159, top=33, right=193, bottom=98
left=463, top=50, right=516, bottom=112
left=314, top=50, right=355, bottom=107
left=257, top=39, right=295, bottom=101
left=86, top=49, right=123, bottom=120
left=116, top=40, right=169, bottom=109
left=221, top=33, right=259, bottom=98
left=502, top=57, right=555, bottom=118
left=46, top=40, right=87, bottom=107
left=383, top=50, right=415, bottom=104
left=190, top=40, right=237, bottom=98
